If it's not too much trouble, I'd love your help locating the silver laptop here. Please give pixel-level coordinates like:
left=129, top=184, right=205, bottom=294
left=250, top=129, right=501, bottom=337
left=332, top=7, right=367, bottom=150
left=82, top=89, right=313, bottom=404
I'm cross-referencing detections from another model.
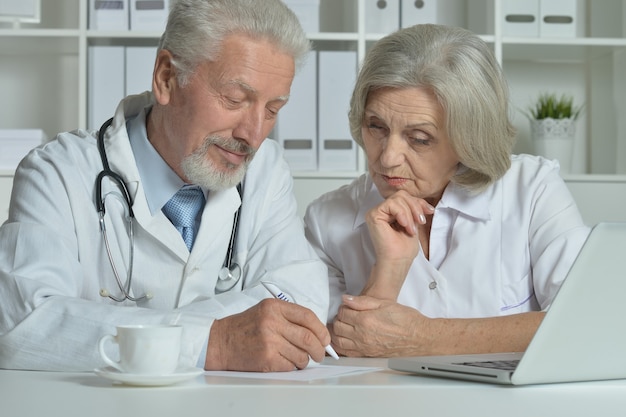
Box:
left=389, top=222, right=626, bottom=385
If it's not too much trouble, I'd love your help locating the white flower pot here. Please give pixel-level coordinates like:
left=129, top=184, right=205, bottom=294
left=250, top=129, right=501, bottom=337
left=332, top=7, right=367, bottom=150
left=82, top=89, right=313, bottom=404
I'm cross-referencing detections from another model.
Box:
left=531, top=117, right=576, bottom=174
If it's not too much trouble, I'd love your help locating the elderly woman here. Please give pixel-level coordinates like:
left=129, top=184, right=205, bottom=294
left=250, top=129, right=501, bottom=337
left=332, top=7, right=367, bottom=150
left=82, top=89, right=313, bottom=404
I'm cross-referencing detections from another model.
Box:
left=304, top=24, right=590, bottom=358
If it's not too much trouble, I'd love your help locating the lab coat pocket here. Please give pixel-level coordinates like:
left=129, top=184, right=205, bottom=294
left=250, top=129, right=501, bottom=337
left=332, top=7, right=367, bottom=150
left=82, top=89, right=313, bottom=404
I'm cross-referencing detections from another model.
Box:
left=500, top=273, right=539, bottom=314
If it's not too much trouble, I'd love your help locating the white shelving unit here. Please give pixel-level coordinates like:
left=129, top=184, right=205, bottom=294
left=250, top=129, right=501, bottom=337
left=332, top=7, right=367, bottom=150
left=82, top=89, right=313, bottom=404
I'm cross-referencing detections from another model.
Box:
left=1, top=0, right=626, bottom=224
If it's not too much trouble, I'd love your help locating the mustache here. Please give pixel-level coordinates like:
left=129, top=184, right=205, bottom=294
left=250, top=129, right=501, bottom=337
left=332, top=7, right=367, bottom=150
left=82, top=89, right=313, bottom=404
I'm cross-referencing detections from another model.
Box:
left=206, top=135, right=255, bottom=158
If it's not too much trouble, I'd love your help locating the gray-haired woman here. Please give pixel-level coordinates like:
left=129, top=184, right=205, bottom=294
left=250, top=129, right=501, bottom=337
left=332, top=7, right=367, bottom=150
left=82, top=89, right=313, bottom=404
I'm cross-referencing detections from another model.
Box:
left=305, top=24, right=590, bottom=358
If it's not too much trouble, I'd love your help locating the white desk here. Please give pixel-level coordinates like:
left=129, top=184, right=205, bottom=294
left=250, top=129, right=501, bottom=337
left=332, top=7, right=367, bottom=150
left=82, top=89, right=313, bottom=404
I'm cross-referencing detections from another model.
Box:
left=1, top=358, right=625, bottom=417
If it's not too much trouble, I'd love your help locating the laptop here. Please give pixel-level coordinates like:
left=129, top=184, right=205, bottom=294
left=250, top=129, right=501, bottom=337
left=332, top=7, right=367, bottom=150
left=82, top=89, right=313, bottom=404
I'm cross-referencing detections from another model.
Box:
left=389, top=222, right=626, bottom=385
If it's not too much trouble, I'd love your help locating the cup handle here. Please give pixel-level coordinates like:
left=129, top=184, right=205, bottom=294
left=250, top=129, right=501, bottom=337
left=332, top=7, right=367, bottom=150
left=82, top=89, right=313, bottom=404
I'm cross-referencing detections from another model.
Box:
left=98, top=334, right=123, bottom=372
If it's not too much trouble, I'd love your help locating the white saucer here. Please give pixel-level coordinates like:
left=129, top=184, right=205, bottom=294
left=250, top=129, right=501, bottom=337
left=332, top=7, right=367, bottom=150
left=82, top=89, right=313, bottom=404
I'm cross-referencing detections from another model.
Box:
left=94, top=366, right=203, bottom=386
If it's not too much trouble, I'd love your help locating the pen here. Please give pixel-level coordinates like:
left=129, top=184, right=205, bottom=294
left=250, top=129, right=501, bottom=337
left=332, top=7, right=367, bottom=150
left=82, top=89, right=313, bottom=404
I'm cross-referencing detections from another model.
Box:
left=261, top=281, right=339, bottom=360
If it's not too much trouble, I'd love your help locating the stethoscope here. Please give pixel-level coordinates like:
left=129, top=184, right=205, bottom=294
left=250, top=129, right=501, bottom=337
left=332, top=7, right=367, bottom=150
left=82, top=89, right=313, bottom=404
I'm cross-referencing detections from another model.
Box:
left=96, top=117, right=243, bottom=302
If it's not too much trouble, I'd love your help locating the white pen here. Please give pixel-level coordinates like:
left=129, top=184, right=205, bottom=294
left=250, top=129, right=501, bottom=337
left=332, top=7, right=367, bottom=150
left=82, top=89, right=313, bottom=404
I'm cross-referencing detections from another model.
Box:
left=261, top=281, right=339, bottom=360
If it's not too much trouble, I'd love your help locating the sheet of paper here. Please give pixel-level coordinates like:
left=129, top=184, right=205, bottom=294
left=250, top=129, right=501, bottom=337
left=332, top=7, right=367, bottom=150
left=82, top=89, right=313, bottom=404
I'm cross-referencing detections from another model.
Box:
left=204, top=364, right=381, bottom=382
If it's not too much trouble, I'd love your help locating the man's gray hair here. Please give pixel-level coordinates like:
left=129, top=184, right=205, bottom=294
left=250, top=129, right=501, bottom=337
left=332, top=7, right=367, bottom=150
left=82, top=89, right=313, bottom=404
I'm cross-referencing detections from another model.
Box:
left=158, top=0, right=311, bottom=86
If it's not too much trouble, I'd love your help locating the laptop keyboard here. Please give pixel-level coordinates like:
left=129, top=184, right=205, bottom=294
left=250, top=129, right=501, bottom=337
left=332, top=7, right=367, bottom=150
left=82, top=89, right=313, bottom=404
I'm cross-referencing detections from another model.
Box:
left=456, top=360, right=520, bottom=371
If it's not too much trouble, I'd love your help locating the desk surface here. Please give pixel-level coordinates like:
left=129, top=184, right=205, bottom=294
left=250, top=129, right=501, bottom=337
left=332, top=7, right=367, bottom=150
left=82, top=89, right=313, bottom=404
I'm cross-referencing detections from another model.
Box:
left=2, top=357, right=626, bottom=417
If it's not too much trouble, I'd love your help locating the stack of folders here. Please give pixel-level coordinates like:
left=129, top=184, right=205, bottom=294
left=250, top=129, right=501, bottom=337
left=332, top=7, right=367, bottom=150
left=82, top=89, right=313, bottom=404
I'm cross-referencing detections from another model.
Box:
left=275, top=50, right=358, bottom=172
left=88, top=45, right=156, bottom=130
left=364, top=0, right=466, bottom=33
left=275, top=0, right=471, bottom=173
left=502, top=0, right=584, bottom=37
left=0, top=129, right=47, bottom=171
left=88, top=0, right=169, bottom=31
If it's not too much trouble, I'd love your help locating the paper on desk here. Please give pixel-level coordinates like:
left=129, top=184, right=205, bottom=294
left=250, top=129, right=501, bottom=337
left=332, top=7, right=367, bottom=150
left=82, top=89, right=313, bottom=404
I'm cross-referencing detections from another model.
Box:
left=204, top=364, right=381, bottom=382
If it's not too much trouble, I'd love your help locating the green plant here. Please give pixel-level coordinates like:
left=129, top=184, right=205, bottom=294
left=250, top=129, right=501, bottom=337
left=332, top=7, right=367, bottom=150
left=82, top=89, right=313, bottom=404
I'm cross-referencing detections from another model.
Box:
left=526, top=93, right=583, bottom=120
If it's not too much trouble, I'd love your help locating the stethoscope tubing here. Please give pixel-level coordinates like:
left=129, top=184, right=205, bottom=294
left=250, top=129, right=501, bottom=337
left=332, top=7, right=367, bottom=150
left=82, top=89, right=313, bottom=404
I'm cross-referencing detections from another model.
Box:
left=95, top=117, right=243, bottom=301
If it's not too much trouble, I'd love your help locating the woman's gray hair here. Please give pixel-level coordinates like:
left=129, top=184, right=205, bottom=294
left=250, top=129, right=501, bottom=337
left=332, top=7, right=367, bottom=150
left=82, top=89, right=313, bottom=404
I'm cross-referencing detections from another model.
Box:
left=349, top=24, right=516, bottom=192
left=158, top=0, right=311, bottom=86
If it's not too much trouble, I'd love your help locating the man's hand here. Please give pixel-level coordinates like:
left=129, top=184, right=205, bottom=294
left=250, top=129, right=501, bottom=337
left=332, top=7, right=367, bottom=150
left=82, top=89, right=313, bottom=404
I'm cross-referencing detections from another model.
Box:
left=204, top=299, right=331, bottom=372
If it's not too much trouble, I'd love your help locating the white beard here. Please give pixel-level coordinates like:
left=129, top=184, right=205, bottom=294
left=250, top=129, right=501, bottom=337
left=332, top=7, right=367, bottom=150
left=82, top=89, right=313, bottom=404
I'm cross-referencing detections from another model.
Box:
left=181, top=135, right=255, bottom=191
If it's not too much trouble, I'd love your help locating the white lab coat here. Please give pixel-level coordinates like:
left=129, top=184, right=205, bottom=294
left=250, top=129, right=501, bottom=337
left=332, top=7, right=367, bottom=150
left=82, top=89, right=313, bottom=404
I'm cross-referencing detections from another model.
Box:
left=0, top=92, right=328, bottom=371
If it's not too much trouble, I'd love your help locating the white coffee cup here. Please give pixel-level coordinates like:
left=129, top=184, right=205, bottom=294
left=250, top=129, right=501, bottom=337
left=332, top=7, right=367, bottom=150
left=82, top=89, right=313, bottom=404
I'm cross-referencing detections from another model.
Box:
left=98, top=324, right=182, bottom=375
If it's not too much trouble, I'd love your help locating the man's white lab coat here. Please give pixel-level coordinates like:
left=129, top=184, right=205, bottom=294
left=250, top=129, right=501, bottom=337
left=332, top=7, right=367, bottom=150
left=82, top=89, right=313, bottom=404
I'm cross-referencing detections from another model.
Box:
left=0, top=92, right=328, bottom=371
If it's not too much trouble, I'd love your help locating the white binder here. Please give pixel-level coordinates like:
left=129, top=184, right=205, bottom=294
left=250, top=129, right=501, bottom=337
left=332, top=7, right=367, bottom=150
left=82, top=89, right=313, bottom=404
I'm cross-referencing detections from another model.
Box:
left=125, top=46, right=157, bottom=95
left=275, top=54, right=317, bottom=171
left=539, top=0, right=583, bottom=38
left=401, top=0, right=465, bottom=28
left=0, top=129, right=46, bottom=171
left=502, top=0, right=539, bottom=37
left=0, top=0, right=40, bottom=23
left=365, top=0, right=399, bottom=34
left=88, top=0, right=129, bottom=30
left=88, top=46, right=125, bottom=130
left=283, top=0, right=320, bottom=33
left=318, top=50, right=357, bottom=172
left=129, top=0, right=169, bottom=32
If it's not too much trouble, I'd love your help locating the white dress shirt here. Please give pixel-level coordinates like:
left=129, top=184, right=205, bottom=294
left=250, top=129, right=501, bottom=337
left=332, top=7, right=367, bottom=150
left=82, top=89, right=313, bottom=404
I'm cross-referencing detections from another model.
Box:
left=304, top=154, right=590, bottom=320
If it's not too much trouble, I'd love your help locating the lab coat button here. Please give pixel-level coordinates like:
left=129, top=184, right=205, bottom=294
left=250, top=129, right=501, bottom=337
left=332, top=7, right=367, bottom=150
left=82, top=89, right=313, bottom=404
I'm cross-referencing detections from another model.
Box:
left=428, top=281, right=437, bottom=290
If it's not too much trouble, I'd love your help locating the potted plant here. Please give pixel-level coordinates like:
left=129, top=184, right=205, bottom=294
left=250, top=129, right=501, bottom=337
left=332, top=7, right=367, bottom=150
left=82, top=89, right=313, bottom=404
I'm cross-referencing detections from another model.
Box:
left=526, top=93, right=583, bottom=174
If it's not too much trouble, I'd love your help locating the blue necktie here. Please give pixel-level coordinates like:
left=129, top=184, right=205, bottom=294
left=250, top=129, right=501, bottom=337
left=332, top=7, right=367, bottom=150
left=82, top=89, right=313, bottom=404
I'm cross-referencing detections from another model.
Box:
left=162, top=186, right=205, bottom=251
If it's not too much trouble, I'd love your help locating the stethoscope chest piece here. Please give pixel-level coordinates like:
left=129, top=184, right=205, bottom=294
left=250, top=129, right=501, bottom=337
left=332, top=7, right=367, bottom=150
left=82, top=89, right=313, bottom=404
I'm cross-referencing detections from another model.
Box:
left=216, top=263, right=242, bottom=293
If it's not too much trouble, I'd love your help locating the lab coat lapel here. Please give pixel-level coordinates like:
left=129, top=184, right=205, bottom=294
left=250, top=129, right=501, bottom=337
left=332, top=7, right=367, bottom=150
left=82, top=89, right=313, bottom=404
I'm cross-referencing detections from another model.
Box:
left=99, top=108, right=185, bottom=258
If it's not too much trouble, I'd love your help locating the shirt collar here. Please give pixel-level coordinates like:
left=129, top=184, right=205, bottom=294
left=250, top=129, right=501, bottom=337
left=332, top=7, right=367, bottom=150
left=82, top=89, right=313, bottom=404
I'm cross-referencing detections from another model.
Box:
left=437, top=181, right=492, bottom=221
left=127, top=106, right=206, bottom=215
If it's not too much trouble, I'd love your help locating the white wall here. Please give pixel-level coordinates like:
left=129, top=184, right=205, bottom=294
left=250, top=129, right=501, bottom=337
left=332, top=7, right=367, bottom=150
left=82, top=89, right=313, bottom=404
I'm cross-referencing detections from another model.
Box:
left=564, top=177, right=626, bottom=226
left=0, top=174, right=13, bottom=224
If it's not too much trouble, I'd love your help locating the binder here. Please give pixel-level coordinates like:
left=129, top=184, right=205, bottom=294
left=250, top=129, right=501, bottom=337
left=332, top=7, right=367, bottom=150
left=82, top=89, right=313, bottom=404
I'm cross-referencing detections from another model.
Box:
left=275, top=53, right=317, bottom=171
left=88, top=46, right=125, bottom=130
left=539, top=0, right=583, bottom=38
left=0, top=129, right=46, bottom=170
left=401, top=0, right=465, bottom=28
left=318, top=50, right=357, bottom=171
left=365, top=0, right=399, bottom=34
left=283, top=0, right=320, bottom=33
left=88, top=0, right=129, bottom=30
left=125, top=46, right=157, bottom=95
left=129, top=0, right=169, bottom=32
left=0, top=0, right=40, bottom=23
left=502, top=0, right=539, bottom=37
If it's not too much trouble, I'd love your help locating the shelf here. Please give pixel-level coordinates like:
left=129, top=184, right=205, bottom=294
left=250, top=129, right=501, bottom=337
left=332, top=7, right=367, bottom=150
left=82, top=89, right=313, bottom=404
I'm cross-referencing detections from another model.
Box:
left=0, top=35, right=78, bottom=55
left=86, top=30, right=163, bottom=39
left=294, top=172, right=626, bottom=183
left=563, top=174, right=626, bottom=183
left=0, top=28, right=80, bottom=37
left=292, top=171, right=361, bottom=180
left=0, top=0, right=625, bottom=178
left=502, top=36, right=626, bottom=62
left=307, top=32, right=359, bottom=41
left=0, top=0, right=624, bottom=225
left=503, top=37, right=626, bottom=46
